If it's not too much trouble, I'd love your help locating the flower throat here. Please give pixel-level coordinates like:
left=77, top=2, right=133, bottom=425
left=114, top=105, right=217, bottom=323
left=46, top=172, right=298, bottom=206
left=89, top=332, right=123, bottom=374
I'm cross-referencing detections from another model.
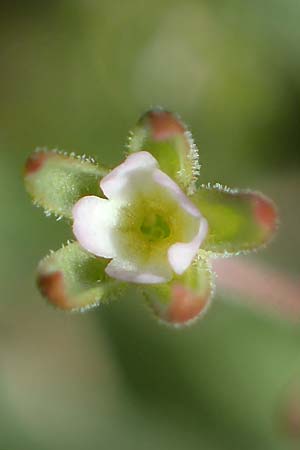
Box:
left=140, top=213, right=170, bottom=242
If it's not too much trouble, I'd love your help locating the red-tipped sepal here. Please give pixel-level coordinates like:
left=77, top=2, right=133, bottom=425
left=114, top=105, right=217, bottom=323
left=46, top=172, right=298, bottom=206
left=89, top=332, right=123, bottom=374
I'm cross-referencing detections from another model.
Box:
left=141, top=256, right=214, bottom=327
left=24, top=150, right=109, bottom=219
left=190, top=185, right=278, bottom=255
left=37, top=242, right=126, bottom=311
left=128, top=108, right=200, bottom=194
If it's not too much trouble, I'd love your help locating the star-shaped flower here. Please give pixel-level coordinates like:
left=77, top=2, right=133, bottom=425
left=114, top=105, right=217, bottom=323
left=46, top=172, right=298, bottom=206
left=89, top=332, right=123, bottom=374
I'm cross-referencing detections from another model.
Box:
left=24, top=109, right=278, bottom=326
left=73, top=151, right=208, bottom=284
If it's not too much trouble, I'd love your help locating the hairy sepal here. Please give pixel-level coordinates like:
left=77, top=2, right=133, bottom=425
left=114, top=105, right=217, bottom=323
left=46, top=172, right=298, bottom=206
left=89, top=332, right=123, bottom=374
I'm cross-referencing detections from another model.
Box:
left=141, top=256, right=214, bottom=327
left=190, top=184, right=278, bottom=256
left=24, top=150, right=109, bottom=219
left=37, top=242, right=125, bottom=311
left=128, top=108, right=200, bottom=194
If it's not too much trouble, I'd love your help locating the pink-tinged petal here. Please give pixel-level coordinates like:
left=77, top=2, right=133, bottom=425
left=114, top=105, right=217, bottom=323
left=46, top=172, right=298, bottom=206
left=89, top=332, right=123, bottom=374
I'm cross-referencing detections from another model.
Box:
left=152, top=169, right=200, bottom=217
left=105, top=258, right=172, bottom=284
left=100, top=151, right=158, bottom=200
left=168, top=218, right=208, bottom=275
left=72, top=196, right=118, bottom=258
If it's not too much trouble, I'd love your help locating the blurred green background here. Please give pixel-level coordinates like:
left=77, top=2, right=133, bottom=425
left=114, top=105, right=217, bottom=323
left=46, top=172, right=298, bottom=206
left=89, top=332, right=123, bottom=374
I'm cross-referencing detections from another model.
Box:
left=1, top=1, right=300, bottom=449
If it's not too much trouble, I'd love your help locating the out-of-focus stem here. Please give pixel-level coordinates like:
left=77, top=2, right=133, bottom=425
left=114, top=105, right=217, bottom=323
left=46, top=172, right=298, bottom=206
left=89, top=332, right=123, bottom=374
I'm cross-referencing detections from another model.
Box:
left=212, top=258, right=300, bottom=320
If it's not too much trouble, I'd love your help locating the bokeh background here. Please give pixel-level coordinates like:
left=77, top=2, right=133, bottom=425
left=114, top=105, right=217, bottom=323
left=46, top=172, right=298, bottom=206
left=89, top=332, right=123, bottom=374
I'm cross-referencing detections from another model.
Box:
left=1, top=1, right=300, bottom=449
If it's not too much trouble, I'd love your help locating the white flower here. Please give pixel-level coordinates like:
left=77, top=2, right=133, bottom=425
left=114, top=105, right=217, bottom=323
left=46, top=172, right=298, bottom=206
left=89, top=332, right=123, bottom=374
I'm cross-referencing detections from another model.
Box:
left=72, top=151, right=208, bottom=284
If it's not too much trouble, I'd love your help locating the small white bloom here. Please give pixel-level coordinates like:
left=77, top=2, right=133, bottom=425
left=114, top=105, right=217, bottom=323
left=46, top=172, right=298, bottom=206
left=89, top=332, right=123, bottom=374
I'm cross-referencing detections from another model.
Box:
left=72, top=151, right=208, bottom=284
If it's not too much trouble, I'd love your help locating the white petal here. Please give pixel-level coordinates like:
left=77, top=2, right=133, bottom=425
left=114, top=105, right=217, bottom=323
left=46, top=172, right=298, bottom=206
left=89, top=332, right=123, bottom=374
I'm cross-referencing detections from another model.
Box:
left=100, top=151, right=158, bottom=200
left=105, top=258, right=172, bottom=284
left=168, top=217, right=208, bottom=275
left=152, top=169, right=200, bottom=217
left=72, top=196, right=119, bottom=258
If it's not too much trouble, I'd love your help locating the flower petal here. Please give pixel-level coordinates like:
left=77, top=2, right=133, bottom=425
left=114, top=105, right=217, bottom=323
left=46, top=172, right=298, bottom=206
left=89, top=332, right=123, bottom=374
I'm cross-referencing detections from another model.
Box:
left=168, top=217, right=208, bottom=275
left=152, top=169, right=200, bottom=217
left=72, top=196, right=119, bottom=258
left=152, top=168, right=208, bottom=274
left=100, top=151, right=158, bottom=200
left=105, top=257, right=172, bottom=284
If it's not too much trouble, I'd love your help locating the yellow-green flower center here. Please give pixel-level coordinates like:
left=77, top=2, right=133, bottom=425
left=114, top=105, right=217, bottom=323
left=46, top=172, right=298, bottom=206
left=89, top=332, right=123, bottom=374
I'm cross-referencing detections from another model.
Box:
left=113, top=183, right=200, bottom=268
left=140, top=213, right=170, bottom=242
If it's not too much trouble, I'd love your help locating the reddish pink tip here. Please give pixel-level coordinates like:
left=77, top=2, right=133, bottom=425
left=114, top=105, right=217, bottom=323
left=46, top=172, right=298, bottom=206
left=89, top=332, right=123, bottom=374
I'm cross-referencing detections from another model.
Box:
left=252, top=194, right=278, bottom=232
left=168, top=283, right=208, bottom=324
left=25, top=152, right=51, bottom=176
left=37, top=271, right=70, bottom=310
left=147, top=111, right=185, bottom=141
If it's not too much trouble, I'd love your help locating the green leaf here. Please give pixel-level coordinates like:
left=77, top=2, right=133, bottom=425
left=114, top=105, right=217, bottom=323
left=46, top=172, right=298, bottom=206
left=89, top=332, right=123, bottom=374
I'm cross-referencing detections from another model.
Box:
left=190, top=185, right=278, bottom=255
left=128, top=109, right=200, bottom=193
left=24, top=150, right=109, bottom=219
left=141, top=256, right=214, bottom=327
left=37, top=242, right=125, bottom=311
